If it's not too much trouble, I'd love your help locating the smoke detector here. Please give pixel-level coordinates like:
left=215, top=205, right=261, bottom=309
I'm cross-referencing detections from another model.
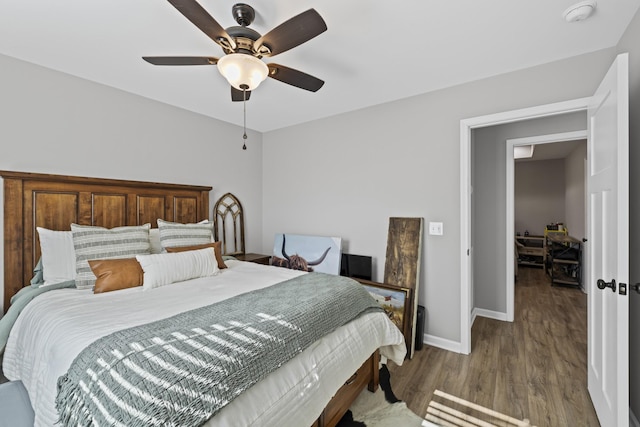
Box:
left=563, top=1, right=597, bottom=23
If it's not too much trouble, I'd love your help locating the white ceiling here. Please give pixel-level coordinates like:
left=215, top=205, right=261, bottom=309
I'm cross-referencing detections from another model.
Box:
left=1, top=0, right=638, bottom=132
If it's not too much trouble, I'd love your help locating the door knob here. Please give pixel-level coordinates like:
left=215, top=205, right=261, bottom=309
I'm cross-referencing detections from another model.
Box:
left=597, top=279, right=616, bottom=292
left=632, top=283, right=640, bottom=294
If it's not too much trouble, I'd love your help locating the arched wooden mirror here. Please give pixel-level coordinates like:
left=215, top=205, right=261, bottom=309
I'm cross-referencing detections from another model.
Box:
left=213, top=193, right=245, bottom=256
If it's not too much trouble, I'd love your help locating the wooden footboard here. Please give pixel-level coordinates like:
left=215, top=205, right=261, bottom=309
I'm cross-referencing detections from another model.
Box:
left=312, top=350, right=380, bottom=427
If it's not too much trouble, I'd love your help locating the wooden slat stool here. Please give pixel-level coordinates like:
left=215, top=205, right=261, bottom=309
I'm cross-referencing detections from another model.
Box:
left=427, top=390, right=536, bottom=427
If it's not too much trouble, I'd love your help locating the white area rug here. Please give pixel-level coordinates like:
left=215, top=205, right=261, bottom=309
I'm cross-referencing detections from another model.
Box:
left=348, top=388, right=438, bottom=427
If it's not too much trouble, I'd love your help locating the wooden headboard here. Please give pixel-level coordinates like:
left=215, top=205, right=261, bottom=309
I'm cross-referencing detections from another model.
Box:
left=1, top=170, right=212, bottom=312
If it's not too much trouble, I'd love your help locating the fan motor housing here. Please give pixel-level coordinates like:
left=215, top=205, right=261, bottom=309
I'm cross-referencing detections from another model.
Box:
left=226, top=26, right=260, bottom=41
left=225, top=26, right=267, bottom=56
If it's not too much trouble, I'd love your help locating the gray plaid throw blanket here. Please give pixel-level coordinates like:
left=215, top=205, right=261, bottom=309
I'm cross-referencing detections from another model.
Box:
left=56, top=273, right=381, bottom=426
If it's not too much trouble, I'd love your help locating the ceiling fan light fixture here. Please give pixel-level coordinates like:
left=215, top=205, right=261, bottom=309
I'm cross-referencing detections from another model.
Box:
left=217, top=53, right=268, bottom=91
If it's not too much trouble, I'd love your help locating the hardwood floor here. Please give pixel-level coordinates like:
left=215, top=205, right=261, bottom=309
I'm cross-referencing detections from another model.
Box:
left=388, top=266, right=600, bottom=427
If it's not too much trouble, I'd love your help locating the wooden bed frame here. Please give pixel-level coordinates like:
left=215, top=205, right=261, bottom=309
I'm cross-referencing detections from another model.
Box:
left=1, top=170, right=379, bottom=427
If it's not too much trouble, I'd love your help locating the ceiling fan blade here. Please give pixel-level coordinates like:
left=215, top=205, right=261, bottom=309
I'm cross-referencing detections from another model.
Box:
left=254, top=9, right=326, bottom=57
left=267, top=63, right=324, bottom=92
left=167, top=0, right=236, bottom=50
left=231, top=87, right=251, bottom=102
left=143, top=56, right=218, bottom=66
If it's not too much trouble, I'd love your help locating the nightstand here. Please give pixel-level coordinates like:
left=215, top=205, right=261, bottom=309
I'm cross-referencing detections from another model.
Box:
left=235, top=253, right=271, bottom=265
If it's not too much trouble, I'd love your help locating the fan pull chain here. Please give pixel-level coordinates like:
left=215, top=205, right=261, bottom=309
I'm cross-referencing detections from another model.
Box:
left=242, top=85, right=248, bottom=150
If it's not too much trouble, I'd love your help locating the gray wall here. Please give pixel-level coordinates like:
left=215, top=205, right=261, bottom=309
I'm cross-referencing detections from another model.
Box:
left=616, top=7, right=640, bottom=421
left=0, top=54, right=265, bottom=310
left=515, top=159, right=566, bottom=237
left=472, top=113, right=586, bottom=314
left=262, top=50, right=615, bottom=346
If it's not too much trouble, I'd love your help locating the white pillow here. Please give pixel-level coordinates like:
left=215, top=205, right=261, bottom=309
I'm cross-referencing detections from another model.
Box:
left=36, top=227, right=77, bottom=286
left=137, top=247, right=219, bottom=290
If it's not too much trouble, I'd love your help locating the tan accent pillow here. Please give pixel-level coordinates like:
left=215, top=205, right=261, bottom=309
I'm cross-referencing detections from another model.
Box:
left=166, top=241, right=227, bottom=269
left=89, top=258, right=144, bottom=294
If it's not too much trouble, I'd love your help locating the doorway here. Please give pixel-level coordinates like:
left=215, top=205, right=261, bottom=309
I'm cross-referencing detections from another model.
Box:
left=460, top=98, right=590, bottom=354
left=506, top=130, right=588, bottom=321
left=473, top=118, right=589, bottom=325
left=459, top=97, right=590, bottom=355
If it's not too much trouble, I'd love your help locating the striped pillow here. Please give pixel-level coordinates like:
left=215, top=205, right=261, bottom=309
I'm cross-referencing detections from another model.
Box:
left=157, top=219, right=214, bottom=250
left=71, top=223, right=151, bottom=290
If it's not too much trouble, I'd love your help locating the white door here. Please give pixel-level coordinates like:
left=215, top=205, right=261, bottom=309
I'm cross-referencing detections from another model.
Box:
left=587, top=53, right=629, bottom=427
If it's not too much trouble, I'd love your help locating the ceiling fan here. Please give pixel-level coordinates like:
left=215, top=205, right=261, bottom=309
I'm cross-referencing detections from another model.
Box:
left=143, top=0, right=327, bottom=102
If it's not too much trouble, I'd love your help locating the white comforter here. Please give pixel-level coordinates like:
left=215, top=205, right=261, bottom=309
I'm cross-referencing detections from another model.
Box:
left=3, top=260, right=406, bottom=426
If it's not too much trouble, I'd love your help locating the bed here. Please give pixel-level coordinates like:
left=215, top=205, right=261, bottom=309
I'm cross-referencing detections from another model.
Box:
left=0, top=171, right=406, bottom=427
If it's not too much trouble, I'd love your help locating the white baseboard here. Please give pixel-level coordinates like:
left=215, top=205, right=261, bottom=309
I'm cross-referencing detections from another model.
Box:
left=472, top=307, right=508, bottom=322
left=420, top=309, right=507, bottom=355
left=423, top=333, right=463, bottom=353
left=631, top=407, right=639, bottom=427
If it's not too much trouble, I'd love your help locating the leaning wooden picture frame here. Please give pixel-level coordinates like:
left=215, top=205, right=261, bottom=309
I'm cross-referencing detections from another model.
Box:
left=384, top=217, right=424, bottom=358
left=355, top=278, right=413, bottom=356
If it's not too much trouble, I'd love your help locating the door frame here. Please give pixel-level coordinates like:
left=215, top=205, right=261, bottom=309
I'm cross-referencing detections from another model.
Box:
left=459, top=97, right=590, bottom=354
left=505, top=130, right=588, bottom=321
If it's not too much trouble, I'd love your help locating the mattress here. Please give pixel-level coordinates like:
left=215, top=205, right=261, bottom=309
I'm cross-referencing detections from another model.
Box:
left=3, top=260, right=406, bottom=426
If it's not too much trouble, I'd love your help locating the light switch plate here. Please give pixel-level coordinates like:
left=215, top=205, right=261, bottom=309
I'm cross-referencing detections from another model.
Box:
left=429, top=222, right=443, bottom=236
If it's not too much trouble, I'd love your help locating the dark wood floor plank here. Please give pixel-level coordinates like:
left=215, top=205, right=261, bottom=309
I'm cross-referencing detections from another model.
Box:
left=388, top=267, right=600, bottom=427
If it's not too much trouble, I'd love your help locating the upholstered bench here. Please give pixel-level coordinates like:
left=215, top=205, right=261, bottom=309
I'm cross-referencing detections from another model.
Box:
left=0, top=381, right=35, bottom=427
